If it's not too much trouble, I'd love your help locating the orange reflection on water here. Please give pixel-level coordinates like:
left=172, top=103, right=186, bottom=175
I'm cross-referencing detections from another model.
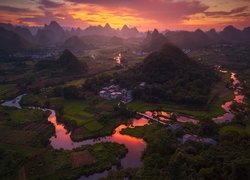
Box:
left=222, top=101, right=233, bottom=112
left=48, top=111, right=76, bottom=149
left=161, top=111, right=171, bottom=118
left=111, top=119, right=148, bottom=167
left=234, top=90, right=244, bottom=103
left=147, top=110, right=198, bottom=124
left=231, top=73, right=239, bottom=86
left=48, top=109, right=149, bottom=167
left=114, top=53, right=122, bottom=65
left=131, top=117, right=149, bottom=126
left=213, top=72, right=244, bottom=123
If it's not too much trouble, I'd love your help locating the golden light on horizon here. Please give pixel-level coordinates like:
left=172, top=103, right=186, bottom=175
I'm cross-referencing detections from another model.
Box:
left=70, top=7, right=155, bottom=30
left=0, top=0, right=249, bottom=31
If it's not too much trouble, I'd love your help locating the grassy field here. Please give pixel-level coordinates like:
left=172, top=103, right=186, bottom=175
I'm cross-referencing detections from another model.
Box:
left=0, top=84, right=18, bottom=100
left=207, top=89, right=234, bottom=116
left=49, top=98, right=125, bottom=141
left=50, top=98, right=97, bottom=127
left=219, top=124, right=250, bottom=137
left=65, top=78, right=86, bottom=87
left=121, top=124, right=153, bottom=140
left=21, top=92, right=125, bottom=141
left=8, top=108, right=49, bottom=127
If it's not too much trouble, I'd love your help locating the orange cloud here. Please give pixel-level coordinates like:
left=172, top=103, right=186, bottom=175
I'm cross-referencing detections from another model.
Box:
left=0, top=0, right=249, bottom=31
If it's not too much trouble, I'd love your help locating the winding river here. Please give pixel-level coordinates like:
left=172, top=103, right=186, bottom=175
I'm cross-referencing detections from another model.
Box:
left=48, top=110, right=148, bottom=167
left=1, top=71, right=245, bottom=179
left=1, top=94, right=26, bottom=109
left=48, top=110, right=148, bottom=179
left=212, top=72, right=244, bottom=123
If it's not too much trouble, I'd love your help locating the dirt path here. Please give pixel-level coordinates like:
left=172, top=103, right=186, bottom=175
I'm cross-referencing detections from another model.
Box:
left=18, top=166, right=26, bottom=180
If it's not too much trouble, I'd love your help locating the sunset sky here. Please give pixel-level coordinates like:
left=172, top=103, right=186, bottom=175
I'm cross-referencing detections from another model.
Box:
left=0, top=0, right=249, bottom=31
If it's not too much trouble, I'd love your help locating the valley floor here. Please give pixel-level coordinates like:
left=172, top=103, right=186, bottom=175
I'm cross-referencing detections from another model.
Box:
left=1, top=44, right=250, bottom=179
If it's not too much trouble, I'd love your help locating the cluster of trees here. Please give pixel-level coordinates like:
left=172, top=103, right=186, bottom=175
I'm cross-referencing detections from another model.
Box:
left=113, top=103, right=135, bottom=118
left=53, top=85, right=85, bottom=100
left=96, top=103, right=135, bottom=126
left=83, top=74, right=112, bottom=92
left=0, top=147, right=22, bottom=179
left=165, top=131, right=250, bottom=179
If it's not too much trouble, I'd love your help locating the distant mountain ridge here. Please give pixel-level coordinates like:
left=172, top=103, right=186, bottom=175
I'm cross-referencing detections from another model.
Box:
left=206, top=28, right=224, bottom=44
left=71, top=23, right=142, bottom=38
left=35, top=21, right=67, bottom=45
left=0, top=27, right=33, bottom=52
left=0, top=21, right=143, bottom=47
left=143, top=29, right=169, bottom=51
left=165, top=29, right=213, bottom=49
left=220, top=25, right=244, bottom=43
left=0, top=21, right=250, bottom=51
left=164, top=25, right=250, bottom=49
left=62, top=36, right=89, bottom=53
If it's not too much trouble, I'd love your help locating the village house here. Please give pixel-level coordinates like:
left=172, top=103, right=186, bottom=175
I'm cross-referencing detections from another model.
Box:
left=140, top=82, right=146, bottom=87
left=99, top=85, right=133, bottom=103
left=181, top=134, right=217, bottom=145
left=182, top=48, right=191, bottom=54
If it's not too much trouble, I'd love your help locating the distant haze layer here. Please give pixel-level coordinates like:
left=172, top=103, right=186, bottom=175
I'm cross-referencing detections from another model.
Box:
left=0, top=0, right=249, bottom=31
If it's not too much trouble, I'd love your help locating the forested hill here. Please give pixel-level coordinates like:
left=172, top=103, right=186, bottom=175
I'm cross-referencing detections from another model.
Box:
left=58, top=49, right=88, bottom=74
left=35, top=49, right=88, bottom=77
left=0, top=27, right=33, bottom=52
left=115, top=43, right=219, bottom=105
